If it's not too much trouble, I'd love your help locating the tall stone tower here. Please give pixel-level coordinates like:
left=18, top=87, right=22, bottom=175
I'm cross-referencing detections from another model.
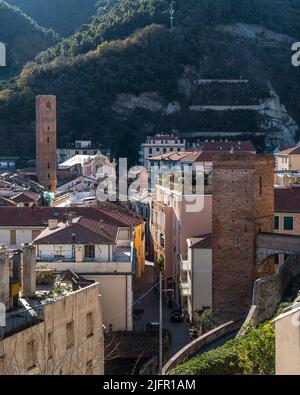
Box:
left=212, top=153, right=274, bottom=322
left=36, top=95, right=57, bottom=192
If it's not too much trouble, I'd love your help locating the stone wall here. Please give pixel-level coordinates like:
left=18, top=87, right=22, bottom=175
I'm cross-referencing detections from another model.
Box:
left=162, top=320, right=243, bottom=374
left=238, top=255, right=300, bottom=335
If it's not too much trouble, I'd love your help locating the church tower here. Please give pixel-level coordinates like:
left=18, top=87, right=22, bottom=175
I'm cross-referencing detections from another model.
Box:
left=36, top=95, right=57, bottom=192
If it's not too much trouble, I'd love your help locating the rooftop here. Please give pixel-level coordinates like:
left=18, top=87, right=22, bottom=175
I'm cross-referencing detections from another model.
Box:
left=58, top=154, right=96, bottom=169
left=0, top=204, right=143, bottom=228
left=189, top=234, right=212, bottom=249
left=11, top=190, right=40, bottom=203
left=33, top=216, right=119, bottom=245
left=0, top=195, right=16, bottom=207
left=276, top=145, right=300, bottom=155
left=150, top=141, right=256, bottom=163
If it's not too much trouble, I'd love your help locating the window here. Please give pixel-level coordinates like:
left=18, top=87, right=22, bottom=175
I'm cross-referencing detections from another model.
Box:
left=284, top=217, right=294, bottom=231
left=86, top=312, right=94, bottom=338
left=149, top=148, right=152, bottom=154
left=54, top=246, right=64, bottom=257
left=47, top=332, right=54, bottom=360
left=160, top=233, right=165, bottom=248
left=259, top=176, right=263, bottom=195
left=26, top=341, right=36, bottom=370
left=66, top=321, right=74, bottom=349
left=46, top=102, right=51, bottom=111
left=47, top=137, right=50, bottom=143
left=274, top=216, right=280, bottom=230
left=10, top=229, right=16, bottom=245
left=85, top=245, right=95, bottom=259
left=32, top=230, right=41, bottom=240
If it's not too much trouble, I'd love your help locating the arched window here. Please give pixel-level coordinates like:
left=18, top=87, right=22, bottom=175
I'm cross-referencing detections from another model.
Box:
left=46, top=102, right=52, bottom=111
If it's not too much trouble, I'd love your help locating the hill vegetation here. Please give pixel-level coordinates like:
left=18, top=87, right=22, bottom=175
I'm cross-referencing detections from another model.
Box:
left=169, top=302, right=291, bottom=375
left=0, top=0, right=299, bottom=162
left=0, top=0, right=58, bottom=78
left=7, top=0, right=99, bottom=36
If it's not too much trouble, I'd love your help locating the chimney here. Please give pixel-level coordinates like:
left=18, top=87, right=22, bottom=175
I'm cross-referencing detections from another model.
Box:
left=48, top=219, right=58, bottom=230
left=0, top=245, right=9, bottom=308
left=68, top=212, right=77, bottom=225
left=22, top=244, right=36, bottom=298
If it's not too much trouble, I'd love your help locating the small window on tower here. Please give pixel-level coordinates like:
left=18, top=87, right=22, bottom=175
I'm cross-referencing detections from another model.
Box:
left=46, top=102, right=51, bottom=111
left=47, top=137, right=50, bottom=143
left=259, top=176, right=263, bottom=195
left=48, top=163, right=50, bottom=169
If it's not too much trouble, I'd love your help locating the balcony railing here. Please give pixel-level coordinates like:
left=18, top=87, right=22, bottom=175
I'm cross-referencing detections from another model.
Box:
left=180, top=255, right=190, bottom=272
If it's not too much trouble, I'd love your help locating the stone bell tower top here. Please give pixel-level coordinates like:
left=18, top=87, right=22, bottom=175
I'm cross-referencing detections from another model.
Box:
left=36, top=95, right=57, bottom=192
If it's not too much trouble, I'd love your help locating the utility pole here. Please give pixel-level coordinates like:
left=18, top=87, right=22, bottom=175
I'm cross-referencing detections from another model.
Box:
left=159, top=270, right=163, bottom=374
left=169, top=1, right=175, bottom=30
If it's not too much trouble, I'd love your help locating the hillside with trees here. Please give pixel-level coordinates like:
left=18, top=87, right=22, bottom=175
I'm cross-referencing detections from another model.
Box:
left=7, top=0, right=100, bottom=36
left=0, top=0, right=58, bottom=78
left=0, top=0, right=299, bottom=163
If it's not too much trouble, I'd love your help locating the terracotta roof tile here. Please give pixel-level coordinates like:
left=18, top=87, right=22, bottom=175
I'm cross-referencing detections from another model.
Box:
left=33, top=217, right=118, bottom=245
left=0, top=205, right=142, bottom=228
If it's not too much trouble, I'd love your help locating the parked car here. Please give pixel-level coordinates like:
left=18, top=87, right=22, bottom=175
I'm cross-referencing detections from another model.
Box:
left=170, top=309, right=184, bottom=323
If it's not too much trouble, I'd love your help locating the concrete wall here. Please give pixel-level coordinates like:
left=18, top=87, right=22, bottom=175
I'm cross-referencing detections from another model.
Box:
left=43, top=261, right=133, bottom=331
left=275, top=306, right=300, bottom=375
left=0, top=227, right=43, bottom=249
left=192, top=247, right=212, bottom=313
left=0, top=283, right=104, bottom=375
left=37, top=244, right=111, bottom=262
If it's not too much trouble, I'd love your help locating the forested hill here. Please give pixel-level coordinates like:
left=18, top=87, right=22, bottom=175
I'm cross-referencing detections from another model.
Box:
left=35, top=0, right=300, bottom=64
left=0, top=0, right=300, bottom=163
left=6, top=0, right=100, bottom=36
left=0, top=0, right=58, bottom=78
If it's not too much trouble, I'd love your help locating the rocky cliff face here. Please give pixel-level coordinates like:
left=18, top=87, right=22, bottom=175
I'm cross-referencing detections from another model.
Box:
left=111, top=67, right=298, bottom=150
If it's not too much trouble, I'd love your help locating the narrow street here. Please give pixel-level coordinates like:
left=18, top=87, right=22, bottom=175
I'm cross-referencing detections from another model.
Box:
left=133, top=263, right=190, bottom=358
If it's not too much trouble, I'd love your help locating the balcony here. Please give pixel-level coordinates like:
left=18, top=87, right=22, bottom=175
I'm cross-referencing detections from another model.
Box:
left=180, top=254, right=190, bottom=272
left=180, top=282, right=191, bottom=297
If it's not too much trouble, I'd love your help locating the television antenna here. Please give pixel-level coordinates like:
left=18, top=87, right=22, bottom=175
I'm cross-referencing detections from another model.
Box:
left=169, top=1, right=175, bottom=30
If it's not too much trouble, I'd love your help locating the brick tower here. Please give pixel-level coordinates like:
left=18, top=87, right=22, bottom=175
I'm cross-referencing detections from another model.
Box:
left=212, top=153, right=274, bottom=322
left=36, top=95, right=57, bottom=192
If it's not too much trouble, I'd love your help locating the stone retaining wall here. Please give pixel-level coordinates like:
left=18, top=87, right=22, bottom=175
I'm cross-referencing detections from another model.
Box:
left=162, top=320, right=243, bottom=374
left=238, top=255, right=300, bottom=336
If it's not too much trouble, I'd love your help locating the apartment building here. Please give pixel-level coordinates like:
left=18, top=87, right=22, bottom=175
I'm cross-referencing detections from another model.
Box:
left=275, top=144, right=300, bottom=171
left=275, top=187, right=300, bottom=235
left=57, top=140, right=110, bottom=164
left=139, top=134, right=186, bottom=170
left=32, top=215, right=135, bottom=332
left=0, top=205, right=145, bottom=277
left=0, top=245, right=104, bottom=375
left=150, top=152, right=212, bottom=303
left=180, top=235, right=212, bottom=322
